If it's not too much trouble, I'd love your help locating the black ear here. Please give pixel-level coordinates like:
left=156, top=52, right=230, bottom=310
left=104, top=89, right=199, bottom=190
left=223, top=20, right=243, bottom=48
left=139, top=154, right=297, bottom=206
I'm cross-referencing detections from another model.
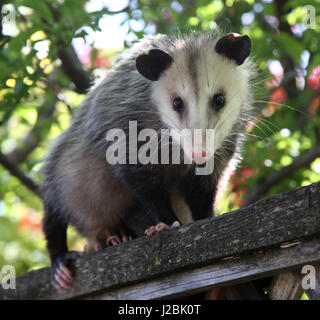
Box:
left=136, top=49, right=173, bottom=81
left=215, top=33, right=251, bottom=66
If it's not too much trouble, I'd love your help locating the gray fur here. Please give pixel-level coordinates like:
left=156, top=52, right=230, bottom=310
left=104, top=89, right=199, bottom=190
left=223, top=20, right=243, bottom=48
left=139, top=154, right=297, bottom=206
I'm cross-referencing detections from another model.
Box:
left=43, top=32, right=256, bottom=247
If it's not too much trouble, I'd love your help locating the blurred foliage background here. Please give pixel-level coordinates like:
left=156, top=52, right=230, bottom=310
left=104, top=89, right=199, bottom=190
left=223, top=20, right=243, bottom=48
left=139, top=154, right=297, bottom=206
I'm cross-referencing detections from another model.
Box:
left=0, top=0, right=319, bottom=279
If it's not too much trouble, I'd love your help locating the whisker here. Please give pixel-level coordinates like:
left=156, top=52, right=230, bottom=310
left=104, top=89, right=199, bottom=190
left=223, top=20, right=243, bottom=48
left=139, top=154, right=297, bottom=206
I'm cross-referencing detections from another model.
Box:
left=254, top=100, right=309, bottom=117
left=239, top=117, right=269, bottom=137
left=201, top=46, right=210, bottom=89
left=242, top=111, right=280, bottom=132
left=226, top=132, right=265, bottom=141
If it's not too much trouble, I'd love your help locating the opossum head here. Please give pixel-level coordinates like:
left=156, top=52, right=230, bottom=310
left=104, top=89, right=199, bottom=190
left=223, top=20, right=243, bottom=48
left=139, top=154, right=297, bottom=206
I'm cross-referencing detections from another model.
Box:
left=136, top=33, right=254, bottom=164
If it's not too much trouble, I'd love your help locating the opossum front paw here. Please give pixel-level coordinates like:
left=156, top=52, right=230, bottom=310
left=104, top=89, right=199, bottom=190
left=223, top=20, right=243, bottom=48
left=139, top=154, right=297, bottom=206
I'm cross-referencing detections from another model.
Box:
left=51, top=251, right=80, bottom=290
left=106, top=235, right=121, bottom=246
left=145, top=221, right=180, bottom=236
left=106, top=234, right=133, bottom=246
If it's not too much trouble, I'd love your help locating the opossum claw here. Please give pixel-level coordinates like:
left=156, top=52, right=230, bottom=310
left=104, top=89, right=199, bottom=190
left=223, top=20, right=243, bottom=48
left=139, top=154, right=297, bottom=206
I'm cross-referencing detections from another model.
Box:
left=145, top=225, right=157, bottom=236
left=171, top=221, right=181, bottom=228
left=106, top=235, right=121, bottom=246
left=145, top=221, right=180, bottom=236
left=51, top=251, right=80, bottom=290
left=121, top=235, right=133, bottom=242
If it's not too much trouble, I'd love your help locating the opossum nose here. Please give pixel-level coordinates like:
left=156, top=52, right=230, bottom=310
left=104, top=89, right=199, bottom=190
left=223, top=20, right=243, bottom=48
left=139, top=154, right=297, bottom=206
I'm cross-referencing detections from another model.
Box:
left=192, top=150, right=207, bottom=164
left=192, top=150, right=206, bottom=158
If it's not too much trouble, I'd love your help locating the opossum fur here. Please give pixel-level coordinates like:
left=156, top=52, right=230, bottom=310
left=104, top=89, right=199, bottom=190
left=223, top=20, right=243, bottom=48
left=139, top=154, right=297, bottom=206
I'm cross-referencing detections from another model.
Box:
left=42, top=32, right=255, bottom=289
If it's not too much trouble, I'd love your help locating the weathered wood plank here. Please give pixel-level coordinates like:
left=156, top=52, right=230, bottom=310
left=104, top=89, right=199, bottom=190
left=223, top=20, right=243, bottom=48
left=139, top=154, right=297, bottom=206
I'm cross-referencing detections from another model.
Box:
left=0, top=182, right=319, bottom=300
left=269, top=272, right=303, bottom=300
left=87, top=239, right=320, bottom=300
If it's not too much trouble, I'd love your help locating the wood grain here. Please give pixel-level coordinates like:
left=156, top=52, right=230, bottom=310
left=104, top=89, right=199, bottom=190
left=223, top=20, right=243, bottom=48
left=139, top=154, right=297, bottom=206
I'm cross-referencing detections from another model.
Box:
left=87, top=239, right=320, bottom=300
left=0, top=182, right=319, bottom=300
left=269, top=272, right=303, bottom=300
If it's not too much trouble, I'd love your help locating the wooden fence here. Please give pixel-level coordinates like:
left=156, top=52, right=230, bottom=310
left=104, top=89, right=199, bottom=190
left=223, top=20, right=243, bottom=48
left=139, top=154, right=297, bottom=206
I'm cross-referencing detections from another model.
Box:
left=0, top=182, right=319, bottom=300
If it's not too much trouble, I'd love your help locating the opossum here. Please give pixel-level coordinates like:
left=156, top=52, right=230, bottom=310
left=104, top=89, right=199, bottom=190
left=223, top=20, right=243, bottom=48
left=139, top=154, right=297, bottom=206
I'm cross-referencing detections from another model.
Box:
left=42, top=32, right=255, bottom=290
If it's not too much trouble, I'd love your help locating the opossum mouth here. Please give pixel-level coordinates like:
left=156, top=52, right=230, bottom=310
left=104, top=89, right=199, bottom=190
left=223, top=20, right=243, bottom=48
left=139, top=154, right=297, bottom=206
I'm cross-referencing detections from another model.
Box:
left=191, top=150, right=207, bottom=165
left=183, top=148, right=209, bottom=165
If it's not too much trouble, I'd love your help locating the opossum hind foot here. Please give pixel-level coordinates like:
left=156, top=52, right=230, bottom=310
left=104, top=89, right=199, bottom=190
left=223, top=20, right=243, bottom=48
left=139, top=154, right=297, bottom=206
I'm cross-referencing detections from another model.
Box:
left=145, top=221, right=180, bottom=236
left=51, top=251, right=81, bottom=290
left=106, top=234, right=132, bottom=246
left=85, top=224, right=136, bottom=253
left=105, top=224, right=135, bottom=246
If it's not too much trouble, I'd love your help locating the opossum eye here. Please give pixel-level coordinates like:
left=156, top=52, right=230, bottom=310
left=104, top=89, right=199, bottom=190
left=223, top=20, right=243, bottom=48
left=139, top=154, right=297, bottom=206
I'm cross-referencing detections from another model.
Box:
left=173, top=97, right=184, bottom=113
left=212, top=93, right=225, bottom=111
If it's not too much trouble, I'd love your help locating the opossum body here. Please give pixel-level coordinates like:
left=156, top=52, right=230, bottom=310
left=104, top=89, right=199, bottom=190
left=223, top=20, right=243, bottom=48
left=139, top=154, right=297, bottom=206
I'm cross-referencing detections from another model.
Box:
left=42, top=32, right=255, bottom=289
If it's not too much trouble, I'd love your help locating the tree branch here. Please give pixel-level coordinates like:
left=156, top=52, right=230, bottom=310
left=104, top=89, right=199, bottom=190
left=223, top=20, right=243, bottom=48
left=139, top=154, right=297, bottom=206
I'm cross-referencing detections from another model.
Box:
left=7, top=98, right=57, bottom=164
left=274, top=0, right=299, bottom=99
left=0, top=151, right=42, bottom=198
left=56, top=44, right=92, bottom=93
left=44, top=3, right=92, bottom=93
left=244, top=143, right=320, bottom=205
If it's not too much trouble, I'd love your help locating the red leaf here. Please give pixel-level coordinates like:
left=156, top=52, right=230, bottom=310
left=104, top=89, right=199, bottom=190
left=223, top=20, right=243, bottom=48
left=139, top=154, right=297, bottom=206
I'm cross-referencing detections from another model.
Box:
left=309, top=96, right=320, bottom=119
left=18, top=209, right=42, bottom=234
left=270, top=87, right=288, bottom=103
left=307, top=65, right=320, bottom=91
left=162, top=8, right=172, bottom=24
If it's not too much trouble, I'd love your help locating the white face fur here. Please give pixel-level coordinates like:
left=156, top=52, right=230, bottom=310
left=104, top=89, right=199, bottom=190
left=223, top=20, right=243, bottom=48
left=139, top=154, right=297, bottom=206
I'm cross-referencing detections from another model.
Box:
left=149, top=40, right=252, bottom=164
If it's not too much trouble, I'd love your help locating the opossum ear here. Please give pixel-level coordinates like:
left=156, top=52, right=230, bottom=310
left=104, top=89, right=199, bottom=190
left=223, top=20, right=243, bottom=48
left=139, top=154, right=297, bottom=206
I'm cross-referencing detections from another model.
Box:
left=215, top=33, right=251, bottom=66
left=136, top=49, right=173, bottom=81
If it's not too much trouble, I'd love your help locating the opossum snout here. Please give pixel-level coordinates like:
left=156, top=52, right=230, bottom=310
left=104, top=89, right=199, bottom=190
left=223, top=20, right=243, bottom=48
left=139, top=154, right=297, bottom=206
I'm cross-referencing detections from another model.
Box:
left=192, top=149, right=207, bottom=164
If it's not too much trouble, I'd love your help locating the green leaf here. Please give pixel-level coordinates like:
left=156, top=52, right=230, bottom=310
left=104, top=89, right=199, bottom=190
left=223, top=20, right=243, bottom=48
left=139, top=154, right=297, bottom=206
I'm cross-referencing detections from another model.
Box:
left=14, top=78, right=27, bottom=97
left=23, top=0, right=54, bottom=24
left=13, top=103, right=37, bottom=125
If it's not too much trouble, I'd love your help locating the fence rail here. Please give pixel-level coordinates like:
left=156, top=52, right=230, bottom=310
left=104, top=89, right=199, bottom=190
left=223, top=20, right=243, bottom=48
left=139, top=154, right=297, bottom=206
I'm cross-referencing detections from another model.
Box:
left=1, top=182, right=320, bottom=300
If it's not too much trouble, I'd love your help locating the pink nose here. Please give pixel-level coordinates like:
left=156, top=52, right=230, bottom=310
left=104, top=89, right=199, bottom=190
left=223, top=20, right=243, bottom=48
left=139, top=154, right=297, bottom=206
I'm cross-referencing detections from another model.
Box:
left=192, top=150, right=207, bottom=163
